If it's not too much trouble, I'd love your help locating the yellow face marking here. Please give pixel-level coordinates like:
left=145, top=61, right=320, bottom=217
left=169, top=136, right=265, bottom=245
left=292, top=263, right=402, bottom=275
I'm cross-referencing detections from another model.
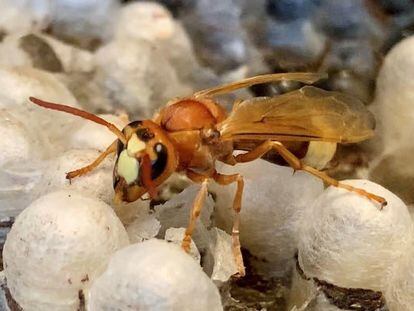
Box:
left=117, top=150, right=139, bottom=184
left=127, top=133, right=146, bottom=156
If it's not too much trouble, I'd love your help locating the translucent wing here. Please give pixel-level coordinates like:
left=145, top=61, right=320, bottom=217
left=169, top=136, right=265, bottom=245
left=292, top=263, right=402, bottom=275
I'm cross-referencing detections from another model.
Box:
left=193, top=72, right=326, bottom=98
left=218, top=86, right=375, bottom=143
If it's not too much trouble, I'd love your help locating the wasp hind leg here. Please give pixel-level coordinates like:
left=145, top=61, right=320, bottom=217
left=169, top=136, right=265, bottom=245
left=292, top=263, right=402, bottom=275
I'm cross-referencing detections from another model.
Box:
left=66, top=140, right=117, bottom=180
left=232, top=140, right=387, bottom=208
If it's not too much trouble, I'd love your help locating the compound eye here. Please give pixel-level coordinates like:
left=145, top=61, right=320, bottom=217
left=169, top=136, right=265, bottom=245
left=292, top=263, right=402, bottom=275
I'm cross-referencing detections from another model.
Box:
left=136, top=128, right=154, bottom=142
left=151, top=143, right=168, bottom=180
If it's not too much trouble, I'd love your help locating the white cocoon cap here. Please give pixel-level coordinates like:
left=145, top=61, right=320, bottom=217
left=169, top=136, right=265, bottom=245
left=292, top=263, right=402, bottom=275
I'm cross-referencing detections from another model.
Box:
left=0, top=0, right=51, bottom=34
left=298, top=179, right=413, bottom=291
left=385, top=245, right=414, bottom=310
left=0, top=67, right=79, bottom=153
left=88, top=239, right=223, bottom=311
left=0, top=109, right=42, bottom=166
left=94, top=37, right=191, bottom=118
left=3, top=190, right=129, bottom=311
left=115, top=2, right=175, bottom=41
left=373, top=35, right=414, bottom=153
left=69, top=114, right=127, bottom=151
left=35, top=149, right=114, bottom=205
left=0, top=67, right=77, bottom=107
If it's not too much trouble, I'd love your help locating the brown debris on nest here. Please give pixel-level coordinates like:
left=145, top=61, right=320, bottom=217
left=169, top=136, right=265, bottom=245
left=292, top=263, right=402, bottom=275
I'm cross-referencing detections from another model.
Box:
left=295, top=253, right=387, bottom=311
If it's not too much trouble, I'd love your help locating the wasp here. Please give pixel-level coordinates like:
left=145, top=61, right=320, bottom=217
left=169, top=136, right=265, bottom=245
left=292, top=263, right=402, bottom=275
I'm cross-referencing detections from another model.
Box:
left=29, top=72, right=386, bottom=276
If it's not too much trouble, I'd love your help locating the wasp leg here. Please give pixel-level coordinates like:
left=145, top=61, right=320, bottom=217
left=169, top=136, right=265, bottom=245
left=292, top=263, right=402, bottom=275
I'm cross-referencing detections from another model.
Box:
left=233, top=140, right=387, bottom=208
left=181, top=171, right=209, bottom=253
left=213, top=171, right=245, bottom=277
left=66, top=140, right=117, bottom=180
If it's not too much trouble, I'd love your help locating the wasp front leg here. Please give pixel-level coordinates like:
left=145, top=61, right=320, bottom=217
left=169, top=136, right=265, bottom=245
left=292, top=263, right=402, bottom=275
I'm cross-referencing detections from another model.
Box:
left=212, top=171, right=245, bottom=277
left=66, top=140, right=117, bottom=180
left=181, top=174, right=209, bottom=253
left=184, top=170, right=246, bottom=276
left=232, top=140, right=387, bottom=208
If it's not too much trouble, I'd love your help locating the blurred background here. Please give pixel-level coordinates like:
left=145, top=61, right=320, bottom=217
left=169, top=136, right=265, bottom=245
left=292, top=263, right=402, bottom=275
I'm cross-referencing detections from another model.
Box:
left=2, top=0, right=412, bottom=102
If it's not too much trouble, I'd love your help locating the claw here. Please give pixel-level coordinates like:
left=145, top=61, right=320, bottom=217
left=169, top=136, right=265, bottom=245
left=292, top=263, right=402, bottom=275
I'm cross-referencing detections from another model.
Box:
left=65, top=173, right=73, bottom=184
left=181, top=235, right=191, bottom=253
left=379, top=199, right=388, bottom=211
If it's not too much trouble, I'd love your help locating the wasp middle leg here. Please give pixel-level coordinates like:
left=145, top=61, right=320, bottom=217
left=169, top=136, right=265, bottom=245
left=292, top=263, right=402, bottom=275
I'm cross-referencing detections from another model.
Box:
left=232, top=140, right=387, bottom=208
left=66, top=140, right=117, bottom=180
